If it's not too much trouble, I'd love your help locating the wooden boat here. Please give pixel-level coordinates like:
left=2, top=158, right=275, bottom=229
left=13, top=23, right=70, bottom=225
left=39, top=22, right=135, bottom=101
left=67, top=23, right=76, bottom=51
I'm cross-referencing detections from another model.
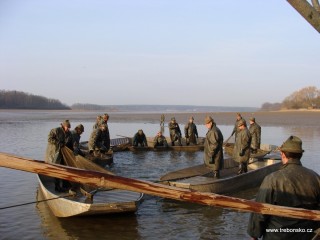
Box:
left=110, top=137, right=131, bottom=152
left=160, top=145, right=282, bottom=194
left=37, top=147, right=144, bottom=217
left=37, top=174, right=143, bottom=217
left=80, top=137, right=131, bottom=153
left=80, top=137, right=133, bottom=165
left=1, top=153, right=318, bottom=222
left=127, top=136, right=205, bottom=152
left=223, top=142, right=270, bottom=159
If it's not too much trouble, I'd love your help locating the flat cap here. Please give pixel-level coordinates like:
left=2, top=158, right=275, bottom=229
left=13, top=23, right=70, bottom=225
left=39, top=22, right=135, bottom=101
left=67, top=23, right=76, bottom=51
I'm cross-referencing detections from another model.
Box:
left=279, top=135, right=304, bottom=153
left=204, top=116, right=214, bottom=124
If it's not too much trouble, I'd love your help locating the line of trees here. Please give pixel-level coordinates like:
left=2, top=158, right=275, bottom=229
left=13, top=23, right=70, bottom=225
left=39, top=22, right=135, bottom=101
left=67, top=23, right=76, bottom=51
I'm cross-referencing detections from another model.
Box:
left=261, top=86, right=320, bottom=111
left=0, top=90, right=70, bottom=110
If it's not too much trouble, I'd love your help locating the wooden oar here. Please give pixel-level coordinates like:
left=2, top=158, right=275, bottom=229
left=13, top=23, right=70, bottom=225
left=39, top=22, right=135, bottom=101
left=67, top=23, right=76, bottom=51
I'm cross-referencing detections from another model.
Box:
left=0, top=152, right=320, bottom=221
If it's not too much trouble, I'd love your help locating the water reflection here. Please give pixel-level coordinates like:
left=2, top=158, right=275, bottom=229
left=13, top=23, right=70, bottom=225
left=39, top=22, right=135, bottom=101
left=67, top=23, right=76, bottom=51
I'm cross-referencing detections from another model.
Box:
left=36, top=188, right=141, bottom=240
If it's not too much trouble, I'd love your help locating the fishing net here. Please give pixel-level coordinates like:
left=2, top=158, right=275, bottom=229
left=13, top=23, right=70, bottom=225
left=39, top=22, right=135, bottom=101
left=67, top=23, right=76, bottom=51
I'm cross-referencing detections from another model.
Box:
left=61, top=147, right=113, bottom=174
left=61, top=147, right=114, bottom=193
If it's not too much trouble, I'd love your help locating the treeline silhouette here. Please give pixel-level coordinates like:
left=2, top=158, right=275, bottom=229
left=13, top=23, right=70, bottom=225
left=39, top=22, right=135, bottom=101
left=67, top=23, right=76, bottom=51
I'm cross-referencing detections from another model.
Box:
left=0, top=90, right=70, bottom=110
left=260, top=86, right=320, bottom=111
left=71, top=103, right=257, bottom=112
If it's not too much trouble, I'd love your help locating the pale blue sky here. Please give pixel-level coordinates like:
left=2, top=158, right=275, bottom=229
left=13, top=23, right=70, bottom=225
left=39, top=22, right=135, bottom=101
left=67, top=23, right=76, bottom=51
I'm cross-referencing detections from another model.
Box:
left=0, top=0, right=319, bottom=107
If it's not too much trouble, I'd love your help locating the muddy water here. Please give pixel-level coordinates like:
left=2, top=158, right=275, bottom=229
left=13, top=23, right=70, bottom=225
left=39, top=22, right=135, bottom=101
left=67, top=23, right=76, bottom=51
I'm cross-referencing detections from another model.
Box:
left=0, top=111, right=319, bottom=240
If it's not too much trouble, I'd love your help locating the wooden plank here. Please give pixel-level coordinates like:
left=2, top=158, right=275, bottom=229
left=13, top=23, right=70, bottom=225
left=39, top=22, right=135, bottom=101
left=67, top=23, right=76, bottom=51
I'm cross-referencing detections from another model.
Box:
left=287, top=0, right=320, bottom=33
left=0, top=152, right=320, bottom=221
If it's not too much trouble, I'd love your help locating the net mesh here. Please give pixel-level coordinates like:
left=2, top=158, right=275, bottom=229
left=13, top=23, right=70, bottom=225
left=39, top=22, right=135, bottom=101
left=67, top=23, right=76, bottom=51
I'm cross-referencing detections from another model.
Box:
left=61, top=147, right=114, bottom=193
left=61, top=147, right=113, bottom=175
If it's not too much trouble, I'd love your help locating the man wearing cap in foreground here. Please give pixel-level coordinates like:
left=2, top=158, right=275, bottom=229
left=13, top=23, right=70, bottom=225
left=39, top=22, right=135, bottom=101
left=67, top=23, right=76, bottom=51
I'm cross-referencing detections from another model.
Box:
left=45, top=120, right=72, bottom=191
left=249, top=117, right=261, bottom=154
left=203, top=116, right=224, bottom=178
left=233, top=119, right=251, bottom=174
left=247, top=136, right=320, bottom=240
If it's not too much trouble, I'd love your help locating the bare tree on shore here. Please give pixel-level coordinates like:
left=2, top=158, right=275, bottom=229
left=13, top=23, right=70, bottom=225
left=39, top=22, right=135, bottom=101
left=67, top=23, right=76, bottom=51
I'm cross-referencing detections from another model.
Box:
left=261, top=86, right=320, bottom=111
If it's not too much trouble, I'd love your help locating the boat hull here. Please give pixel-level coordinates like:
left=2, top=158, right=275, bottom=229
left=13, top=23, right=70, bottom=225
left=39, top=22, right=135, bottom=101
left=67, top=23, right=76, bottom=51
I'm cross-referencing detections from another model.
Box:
left=166, top=159, right=282, bottom=194
left=161, top=145, right=282, bottom=194
left=38, top=174, right=143, bottom=217
left=128, top=137, right=205, bottom=152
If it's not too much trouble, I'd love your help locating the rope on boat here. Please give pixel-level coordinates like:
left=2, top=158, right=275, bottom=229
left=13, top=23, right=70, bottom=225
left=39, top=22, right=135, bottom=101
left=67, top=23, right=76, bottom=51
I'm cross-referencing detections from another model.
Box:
left=0, top=191, right=75, bottom=210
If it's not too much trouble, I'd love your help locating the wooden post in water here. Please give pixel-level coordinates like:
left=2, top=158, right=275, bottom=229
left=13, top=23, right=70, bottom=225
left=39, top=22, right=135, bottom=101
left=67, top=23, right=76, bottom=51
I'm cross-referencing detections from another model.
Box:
left=0, top=152, right=320, bottom=221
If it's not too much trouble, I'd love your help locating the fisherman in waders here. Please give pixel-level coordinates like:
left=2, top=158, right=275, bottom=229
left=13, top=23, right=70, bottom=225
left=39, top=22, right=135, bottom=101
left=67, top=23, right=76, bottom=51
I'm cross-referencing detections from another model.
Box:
left=203, top=116, right=224, bottom=179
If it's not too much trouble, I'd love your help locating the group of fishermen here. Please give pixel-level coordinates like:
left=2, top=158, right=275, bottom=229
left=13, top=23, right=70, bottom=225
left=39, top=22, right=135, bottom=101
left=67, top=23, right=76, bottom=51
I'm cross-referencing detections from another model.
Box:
left=43, top=113, right=320, bottom=239
left=44, top=112, right=261, bottom=189
left=45, top=119, right=85, bottom=192
left=133, top=116, right=199, bottom=148
left=202, top=114, right=320, bottom=239
left=208, top=113, right=261, bottom=177
left=133, top=112, right=262, bottom=178
left=44, top=113, right=111, bottom=192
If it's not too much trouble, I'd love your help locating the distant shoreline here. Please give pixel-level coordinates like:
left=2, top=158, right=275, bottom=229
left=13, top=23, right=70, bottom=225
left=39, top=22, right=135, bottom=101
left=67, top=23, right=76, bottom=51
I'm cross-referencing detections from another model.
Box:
left=1, top=109, right=319, bottom=126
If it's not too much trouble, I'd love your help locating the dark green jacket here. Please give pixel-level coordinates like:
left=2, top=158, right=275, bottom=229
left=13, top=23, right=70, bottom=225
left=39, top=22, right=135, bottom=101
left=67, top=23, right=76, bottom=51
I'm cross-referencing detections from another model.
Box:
left=184, top=122, right=198, bottom=144
left=153, top=135, right=168, bottom=147
left=233, top=127, right=251, bottom=163
left=45, top=127, right=71, bottom=164
left=249, top=122, right=261, bottom=150
left=70, top=129, right=83, bottom=155
left=248, top=160, right=320, bottom=239
left=168, top=122, right=182, bottom=141
left=203, top=124, right=224, bottom=170
left=88, top=128, right=110, bottom=151
left=133, top=132, right=148, bottom=146
left=231, top=118, right=242, bottom=138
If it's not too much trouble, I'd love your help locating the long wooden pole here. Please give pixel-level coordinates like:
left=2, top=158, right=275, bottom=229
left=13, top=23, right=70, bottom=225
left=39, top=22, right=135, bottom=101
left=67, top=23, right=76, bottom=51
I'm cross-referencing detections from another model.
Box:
left=287, top=0, right=320, bottom=33
left=0, top=152, right=320, bottom=221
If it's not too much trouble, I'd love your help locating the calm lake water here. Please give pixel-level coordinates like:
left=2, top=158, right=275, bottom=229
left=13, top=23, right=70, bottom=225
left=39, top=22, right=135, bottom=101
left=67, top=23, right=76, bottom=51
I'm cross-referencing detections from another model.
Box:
left=0, top=111, right=319, bottom=240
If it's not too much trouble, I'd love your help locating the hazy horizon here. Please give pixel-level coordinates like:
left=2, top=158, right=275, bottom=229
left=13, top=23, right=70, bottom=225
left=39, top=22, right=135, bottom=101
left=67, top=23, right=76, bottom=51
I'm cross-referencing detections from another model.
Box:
left=1, top=1, right=319, bottom=107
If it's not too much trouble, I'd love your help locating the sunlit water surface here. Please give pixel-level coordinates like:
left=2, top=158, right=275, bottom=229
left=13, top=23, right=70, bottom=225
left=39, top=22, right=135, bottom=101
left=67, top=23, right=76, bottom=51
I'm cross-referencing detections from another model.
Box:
left=0, top=111, right=319, bottom=240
